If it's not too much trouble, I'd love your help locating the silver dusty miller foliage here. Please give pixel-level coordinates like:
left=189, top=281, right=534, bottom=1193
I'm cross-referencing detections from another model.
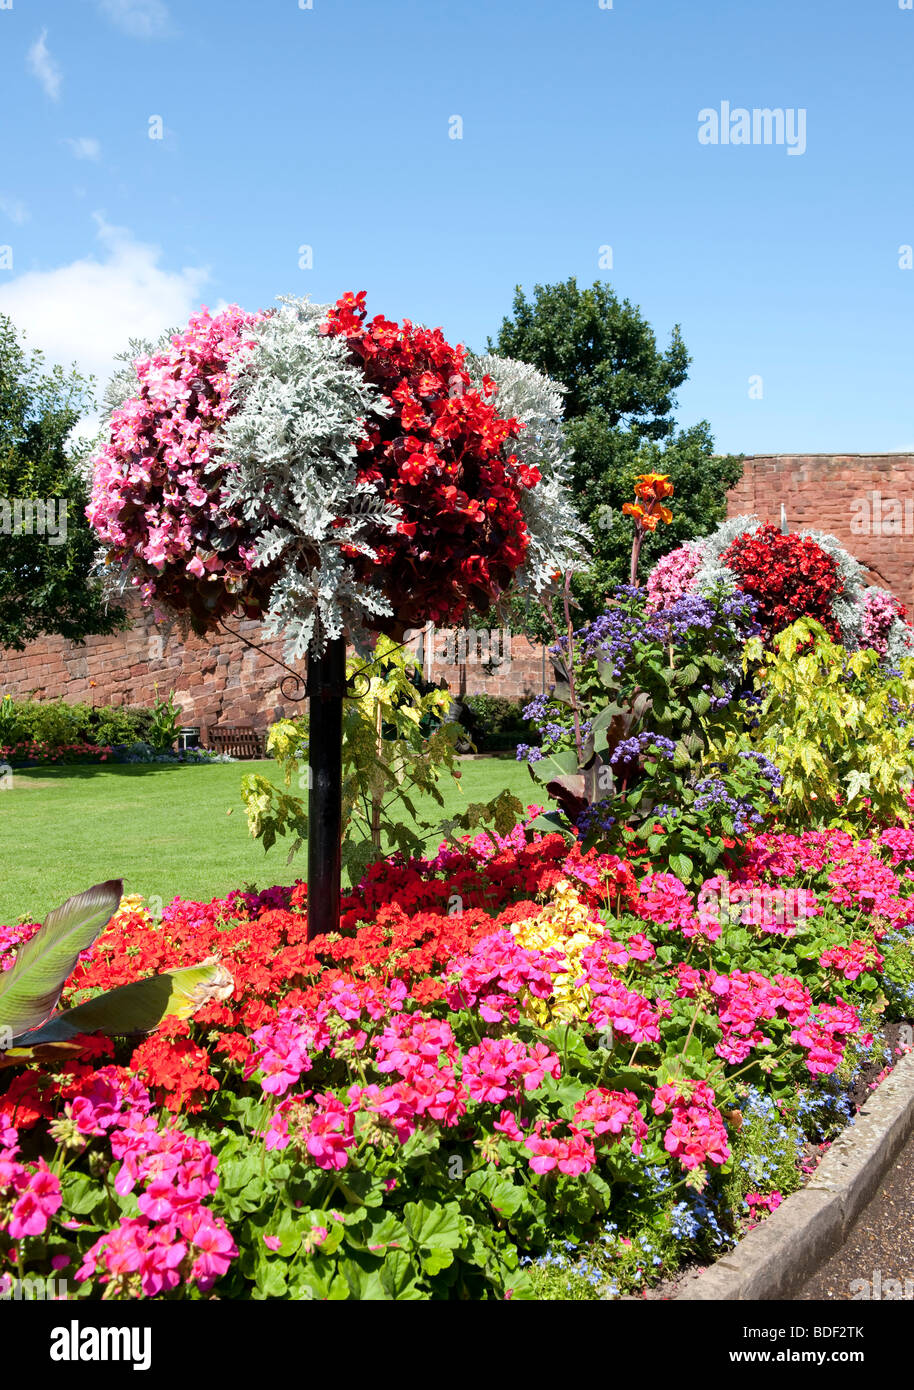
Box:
left=219, top=296, right=400, bottom=658
left=466, top=351, right=589, bottom=590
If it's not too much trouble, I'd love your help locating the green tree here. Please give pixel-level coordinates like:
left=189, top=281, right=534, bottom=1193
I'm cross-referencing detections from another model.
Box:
left=0, top=314, right=126, bottom=650
left=490, top=279, right=743, bottom=617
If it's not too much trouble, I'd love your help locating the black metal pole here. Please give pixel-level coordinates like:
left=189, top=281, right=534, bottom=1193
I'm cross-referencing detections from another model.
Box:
left=306, top=636, right=346, bottom=940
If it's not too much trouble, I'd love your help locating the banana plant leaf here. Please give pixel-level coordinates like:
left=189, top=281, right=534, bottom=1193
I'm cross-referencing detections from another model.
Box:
left=545, top=773, right=588, bottom=822
left=0, top=1040, right=95, bottom=1071
left=0, top=880, right=123, bottom=1037
left=10, top=957, right=234, bottom=1050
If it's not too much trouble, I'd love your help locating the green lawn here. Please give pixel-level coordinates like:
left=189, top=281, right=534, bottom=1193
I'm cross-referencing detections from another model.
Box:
left=0, top=756, right=540, bottom=924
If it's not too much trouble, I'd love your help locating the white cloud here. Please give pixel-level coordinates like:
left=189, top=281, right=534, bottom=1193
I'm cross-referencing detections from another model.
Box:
left=96, top=0, right=171, bottom=38
left=64, top=137, right=102, bottom=162
left=0, top=217, right=209, bottom=404
left=0, top=196, right=29, bottom=226
left=27, top=29, right=62, bottom=101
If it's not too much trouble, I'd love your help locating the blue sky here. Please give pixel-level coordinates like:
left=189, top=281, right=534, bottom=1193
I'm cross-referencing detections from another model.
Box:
left=0, top=0, right=912, bottom=454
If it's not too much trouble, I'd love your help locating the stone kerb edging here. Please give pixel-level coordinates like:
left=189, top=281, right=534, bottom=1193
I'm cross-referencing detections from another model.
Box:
left=676, top=1050, right=914, bottom=1300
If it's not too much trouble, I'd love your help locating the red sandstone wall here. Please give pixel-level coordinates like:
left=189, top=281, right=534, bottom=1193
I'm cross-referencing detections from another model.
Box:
left=727, top=454, right=914, bottom=608
left=0, top=601, right=548, bottom=740
left=0, top=602, right=293, bottom=740
left=6, top=454, right=911, bottom=733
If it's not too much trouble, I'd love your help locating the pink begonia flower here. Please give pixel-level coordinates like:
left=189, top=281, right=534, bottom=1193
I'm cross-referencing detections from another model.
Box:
left=0, top=1152, right=23, bottom=1188
left=525, top=1131, right=595, bottom=1176
left=8, top=1190, right=50, bottom=1239
left=138, top=1236, right=186, bottom=1298
left=137, top=1177, right=180, bottom=1222
left=7, top=1160, right=62, bottom=1238
left=263, top=1235, right=282, bottom=1252
left=572, top=1089, right=648, bottom=1155
left=303, top=1094, right=356, bottom=1170
left=652, top=1081, right=731, bottom=1171
left=494, top=1109, right=523, bottom=1142
left=185, top=1213, right=237, bottom=1290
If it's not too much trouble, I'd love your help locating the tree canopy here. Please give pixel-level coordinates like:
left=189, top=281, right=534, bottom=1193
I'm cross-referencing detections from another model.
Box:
left=0, top=314, right=125, bottom=651
left=489, top=278, right=743, bottom=618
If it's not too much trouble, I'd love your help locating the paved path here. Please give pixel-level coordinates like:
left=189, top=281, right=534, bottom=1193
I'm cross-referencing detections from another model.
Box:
left=798, top=1125, right=914, bottom=1299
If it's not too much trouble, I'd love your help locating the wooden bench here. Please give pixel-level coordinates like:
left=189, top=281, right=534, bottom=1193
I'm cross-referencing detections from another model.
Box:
left=208, top=726, right=267, bottom=759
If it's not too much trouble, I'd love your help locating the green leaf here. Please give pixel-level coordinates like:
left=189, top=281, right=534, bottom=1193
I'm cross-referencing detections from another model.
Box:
left=256, top=1257, right=289, bottom=1298
left=420, top=1246, right=455, bottom=1277
left=466, top=1170, right=526, bottom=1217
left=597, top=658, right=620, bottom=691
left=545, top=747, right=583, bottom=776
left=379, top=1249, right=424, bottom=1300
left=669, top=853, right=694, bottom=881
left=60, top=1171, right=106, bottom=1217
left=403, top=1200, right=462, bottom=1252
left=0, top=880, right=123, bottom=1036
left=672, top=740, right=692, bottom=771
left=14, top=958, right=235, bottom=1046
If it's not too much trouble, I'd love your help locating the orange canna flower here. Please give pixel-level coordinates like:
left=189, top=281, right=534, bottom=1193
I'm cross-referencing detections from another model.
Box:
left=627, top=474, right=673, bottom=584
left=633, top=472, right=674, bottom=503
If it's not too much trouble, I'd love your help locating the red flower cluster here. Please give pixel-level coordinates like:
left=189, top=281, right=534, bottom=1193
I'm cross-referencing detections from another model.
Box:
left=322, top=291, right=538, bottom=630
left=721, top=524, right=843, bottom=642
left=0, top=741, right=113, bottom=765
left=819, top=939, right=884, bottom=982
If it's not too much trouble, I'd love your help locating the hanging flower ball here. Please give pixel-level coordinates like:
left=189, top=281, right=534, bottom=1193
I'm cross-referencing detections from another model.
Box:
left=88, top=293, right=583, bottom=657
left=464, top=351, right=587, bottom=599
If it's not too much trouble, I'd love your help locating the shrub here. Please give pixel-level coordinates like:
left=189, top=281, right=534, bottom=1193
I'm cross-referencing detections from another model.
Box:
left=89, top=297, right=580, bottom=659
left=461, top=695, right=533, bottom=751
left=0, top=696, right=174, bottom=764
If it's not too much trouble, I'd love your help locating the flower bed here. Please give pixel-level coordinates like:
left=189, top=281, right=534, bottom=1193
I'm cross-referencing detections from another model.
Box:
left=2, top=817, right=913, bottom=1300
left=0, top=740, right=113, bottom=767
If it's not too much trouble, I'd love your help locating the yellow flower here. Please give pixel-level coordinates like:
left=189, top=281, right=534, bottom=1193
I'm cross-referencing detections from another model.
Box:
left=111, top=893, right=154, bottom=931
left=509, top=880, right=607, bottom=1026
